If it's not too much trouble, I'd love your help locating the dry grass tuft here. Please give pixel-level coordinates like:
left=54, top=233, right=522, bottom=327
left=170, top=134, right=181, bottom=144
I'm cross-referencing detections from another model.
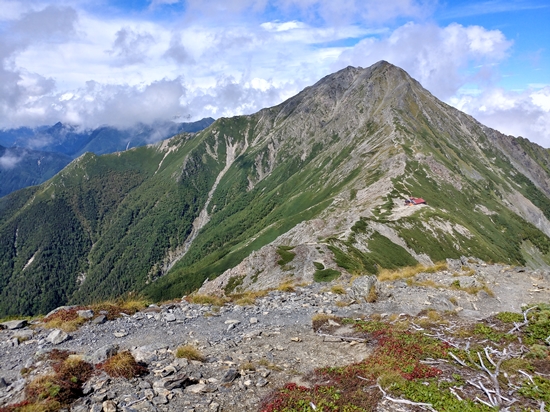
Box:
left=98, top=351, right=147, bottom=379
left=175, top=345, right=204, bottom=362
left=240, top=362, right=256, bottom=371
left=18, top=351, right=94, bottom=412
left=311, top=313, right=339, bottom=330
left=42, top=308, right=88, bottom=332
left=378, top=262, right=448, bottom=282
left=277, top=281, right=295, bottom=293
left=407, top=279, right=439, bottom=288
left=91, top=297, right=149, bottom=320
left=330, top=285, right=346, bottom=294
left=366, top=285, right=378, bottom=303
left=185, top=294, right=228, bottom=307
left=231, top=290, right=268, bottom=306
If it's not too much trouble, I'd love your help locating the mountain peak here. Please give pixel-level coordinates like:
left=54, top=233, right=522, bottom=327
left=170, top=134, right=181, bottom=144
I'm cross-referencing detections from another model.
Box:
left=3, top=61, right=550, bottom=321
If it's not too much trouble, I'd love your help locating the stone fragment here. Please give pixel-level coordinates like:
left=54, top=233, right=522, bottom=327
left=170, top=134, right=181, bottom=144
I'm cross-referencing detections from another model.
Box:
left=92, top=315, right=107, bottom=325
left=258, top=369, right=270, bottom=378
left=103, top=400, right=117, bottom=412
left=90, top=344, right=118, bottom=364
left=70, top=398, right=89, bottom=412
left=163, top=313, right=176, bottom=322
left=224, top=319, right=241, bottom=325
left=0, top=377, right=7, bottom=388
left=429, top=296, right=455, bottom=311
left=113, top=331, right=128, bottom=338
left=131, top=347, right=157, bottom=363
left=210, top=402, right=220, bottom=411
left=89, top=404, right=103, bottom=412
left=91, top=393, right=107, bottom=403
left=77, top=309, right=94, bottom=319
left=249, top=317, right=258, bottom=324
left=221, top=368, right=239, bottom=383
left=138, top=381, right=152, bottom=389
left=186, top=383, right=207, bottom=394
left=154, top=373, right=195, bottom=391
left=152, top=395, right=168, bottom=405
left=46, top=329, right=69, bottom=345
left=1, top=320, right=28, bottom=330
left=256, top=378, right=268, bottom=387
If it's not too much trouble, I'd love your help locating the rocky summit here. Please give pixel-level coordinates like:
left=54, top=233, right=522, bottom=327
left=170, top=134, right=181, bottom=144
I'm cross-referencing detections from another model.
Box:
left=1, top=258, right=550, bottom=411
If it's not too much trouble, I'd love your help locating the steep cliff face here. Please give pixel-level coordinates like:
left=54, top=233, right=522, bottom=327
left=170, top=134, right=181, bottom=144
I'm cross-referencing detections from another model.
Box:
left=2, top=61, right=550, bottom=316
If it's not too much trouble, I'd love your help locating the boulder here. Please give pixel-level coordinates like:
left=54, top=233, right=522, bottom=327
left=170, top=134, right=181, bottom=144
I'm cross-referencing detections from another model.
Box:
left=348, top=275, right=378, bottom=303
left=46, top=329, right=69, bottom=345
left=13, top=329, right=34, bottom=341
left=90, top=344, right=118, bottom=364
left=77, top=309, right=94, bottom=319
left=91, top=315, right=107, bottom=325
left=1, top=320, right=28, bottom=330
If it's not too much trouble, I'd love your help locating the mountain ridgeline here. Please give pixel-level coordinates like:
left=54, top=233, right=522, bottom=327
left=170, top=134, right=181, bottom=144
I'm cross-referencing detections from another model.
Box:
left=2, top=61, right=550, bottom=317
left=0, top=118, right=215, bottom=198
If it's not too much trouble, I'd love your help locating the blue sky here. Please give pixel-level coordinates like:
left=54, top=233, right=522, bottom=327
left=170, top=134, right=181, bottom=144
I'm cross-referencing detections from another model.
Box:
left=0, top=0, right=548, bottom=146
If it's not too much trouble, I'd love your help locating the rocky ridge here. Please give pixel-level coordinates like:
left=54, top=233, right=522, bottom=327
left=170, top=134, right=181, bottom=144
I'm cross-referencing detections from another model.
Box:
left=2, top=259, right=550, bottom=411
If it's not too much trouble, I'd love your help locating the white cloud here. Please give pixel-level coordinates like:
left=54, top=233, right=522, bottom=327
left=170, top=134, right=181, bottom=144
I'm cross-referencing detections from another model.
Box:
left=0, top=153, right=22, bottom=169
left=451, top=86, right=550, bottom=147
left=163, top=34, right=195, bottom=65
left=107, top=27, right=155, bottom=66
left=336, top=22, right=513, bottom=99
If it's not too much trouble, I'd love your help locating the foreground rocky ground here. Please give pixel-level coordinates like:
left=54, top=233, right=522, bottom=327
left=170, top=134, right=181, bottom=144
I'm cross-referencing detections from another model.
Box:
left=1, top=258, right=550, bottom=411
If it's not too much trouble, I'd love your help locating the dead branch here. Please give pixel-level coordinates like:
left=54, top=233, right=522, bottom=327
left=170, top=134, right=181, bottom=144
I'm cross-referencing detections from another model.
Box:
left=315, top=332, right=367, bottom=342
left=508, top=306, right=538, bottom=334
left=376, top=383, right=438, bottom=412
left=519, top=369, right=535, bottom=385
left=449, top=351, right=467, bottom=366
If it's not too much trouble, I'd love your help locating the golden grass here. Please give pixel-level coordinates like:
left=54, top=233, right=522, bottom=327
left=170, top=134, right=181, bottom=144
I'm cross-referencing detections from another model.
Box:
left=366, top=285, right=377, bottom=303
left=311, top=313, right=338, bottom=326
left=415, top=309, right=449, bottom=327
left=330, top=285, right=346, bottom=294
left=175, top=345, right=204, bottom=362
left=186, top=294, right=228, bottom=306
left=43, top=317, right=87, bottom=332
left=335, top=300, right=351, bottom=307
left=99, top=351, right=146, bottom=379
left=91, top=295, right=149, bottom=315
left=231, top=290, right=269, bottom=306
left=240, top=361, right=256, bottom=371
left=407, top=279, right=440, bottom=289
left=377, top=262, right=448, bottom=282
left=463, top=284, right=495, bottom=297
left=277, top=281, right=295, bottom=293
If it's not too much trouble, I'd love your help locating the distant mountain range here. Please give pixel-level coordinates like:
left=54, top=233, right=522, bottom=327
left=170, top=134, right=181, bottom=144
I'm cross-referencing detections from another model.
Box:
left=0, top=118, right=214, bottom=197
left=2, top=61, right=550, bottom=317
